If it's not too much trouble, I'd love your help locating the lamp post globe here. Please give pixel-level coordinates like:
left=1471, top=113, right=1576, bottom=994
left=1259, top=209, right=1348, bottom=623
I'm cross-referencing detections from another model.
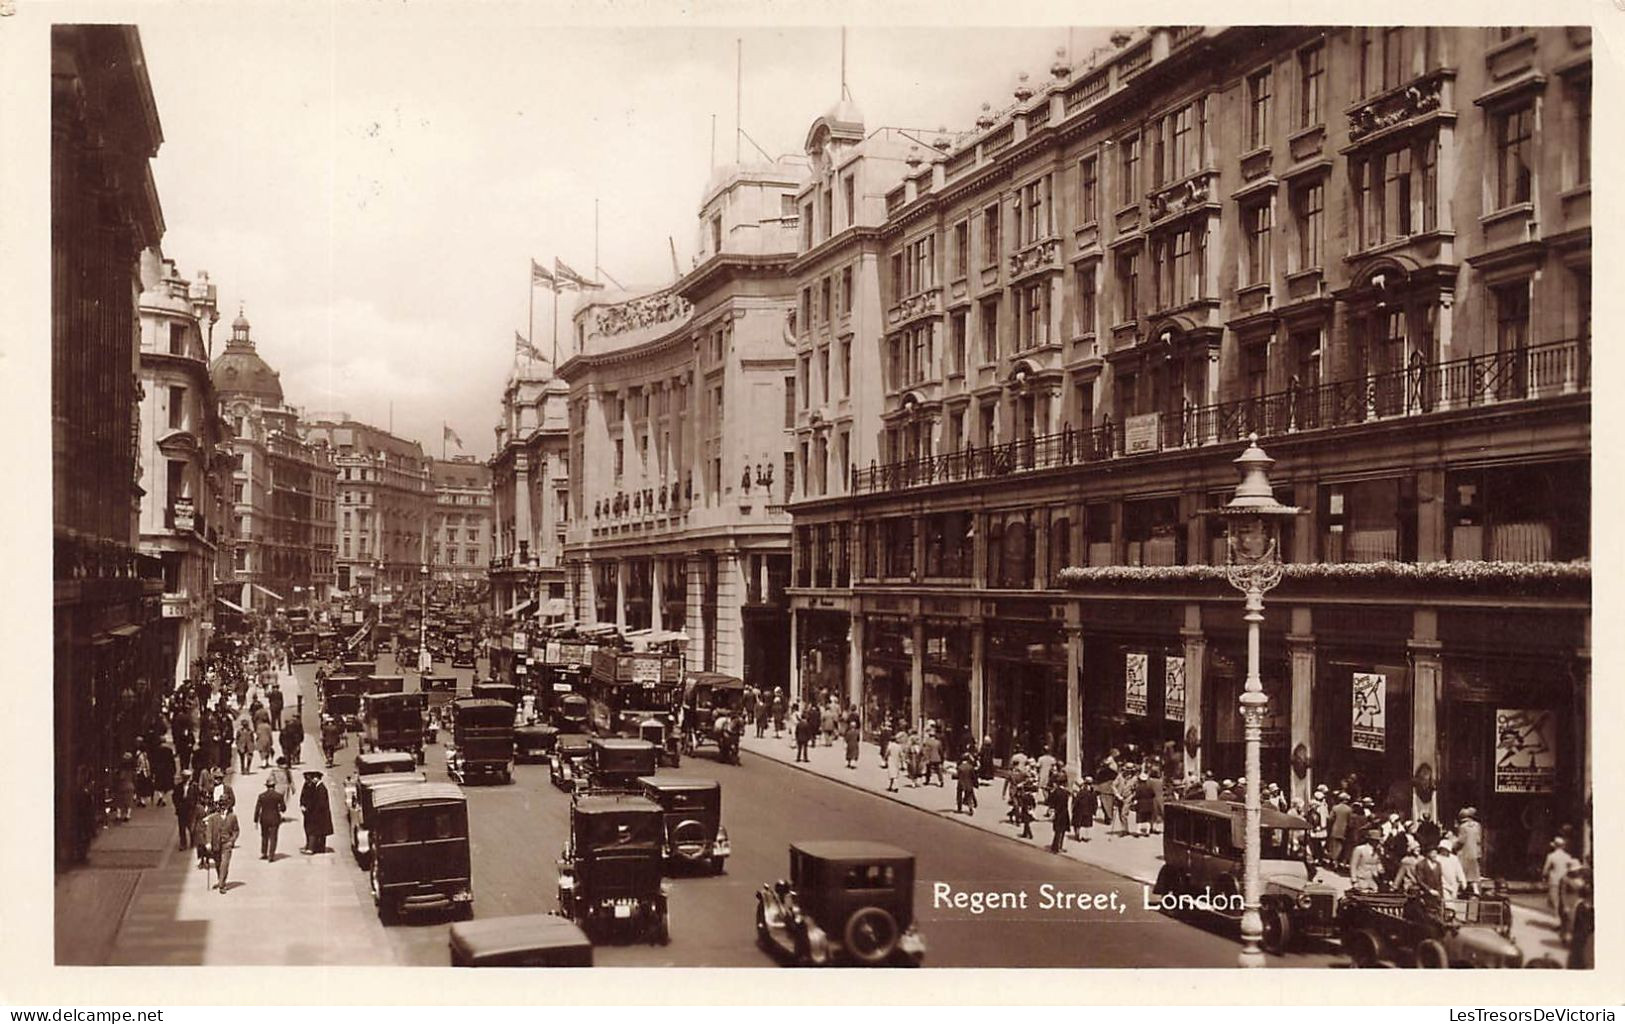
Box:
left=1218, top=434, right=1301, bottom=969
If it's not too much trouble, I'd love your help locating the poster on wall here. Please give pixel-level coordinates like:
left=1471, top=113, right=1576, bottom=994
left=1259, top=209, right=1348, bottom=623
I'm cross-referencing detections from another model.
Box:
left=1495, top=708, right=1557, bottom=793
left=1351, top=672, right=1386, bottom=752
left=1164, top=656, right=1185, bottom=721
left=1125, top=652, right=1148, bottom=717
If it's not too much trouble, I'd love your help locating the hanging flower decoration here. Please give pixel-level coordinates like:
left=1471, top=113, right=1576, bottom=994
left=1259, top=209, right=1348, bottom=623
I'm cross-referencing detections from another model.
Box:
left=1057, top=559, right=1589, bottom=596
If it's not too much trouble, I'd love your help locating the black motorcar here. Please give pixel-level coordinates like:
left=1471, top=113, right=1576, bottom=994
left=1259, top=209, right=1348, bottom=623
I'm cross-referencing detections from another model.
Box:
left=366, top=674, right=406, bottom=695
left=344, top=749, right=420, bottom=819
left=447, top=698, right=515, bottom=784
left=515, top=723, right=559, bottom=764
left=368, top=782, right=472, bottom=924
left=756, top=841, right=925, bottom=967
left=360, top=691, right=427, bottom=763
left=449, top=914, right=593, bottom=967
left=551, top=692, right=591, bottom=733
left=472, top=681, right=522, bottom=710
left=583, top=737, right=659, bottom=795
left=343, top=660, right=375, bottom=680
left=638, top=776, right=729, bottom=875
left=451, top=639, right=478, bottom=669
left=550, top=733, right=592, bottom=790
left=557, top=795, right=670, bottom=944
left=320, top=674, right=364, bottom=733
left=348, top=771, right=428, bottom=866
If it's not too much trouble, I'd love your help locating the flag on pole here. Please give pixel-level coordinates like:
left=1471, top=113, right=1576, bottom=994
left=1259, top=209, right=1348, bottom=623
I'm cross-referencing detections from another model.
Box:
left=554, top=257, right=604, bottom=291
left=530, top=259, right=558, bottom=290
left=443, top=424, right=463, bottom=449
left=514, top=330, right=548, bottom=362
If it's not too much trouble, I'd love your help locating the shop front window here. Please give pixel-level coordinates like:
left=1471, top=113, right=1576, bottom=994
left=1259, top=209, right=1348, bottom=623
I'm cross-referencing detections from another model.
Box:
left=862, top=617, right=914, bottom=740
left=986, top=622, right=1067, bottom=764
left=1124, top=497, right=1183, bottom=566
left=1445, top=460, right=1588, bottom=563
left=1320, top=477, right=1417, bottom=563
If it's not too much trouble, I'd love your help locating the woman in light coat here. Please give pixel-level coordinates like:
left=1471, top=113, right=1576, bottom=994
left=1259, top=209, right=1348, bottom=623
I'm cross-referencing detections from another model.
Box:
left=254, top=718, right=275, bottom=769
left=1455, top=808, right=1484, bottom=891
left=884, top=735, right=904, bottom=792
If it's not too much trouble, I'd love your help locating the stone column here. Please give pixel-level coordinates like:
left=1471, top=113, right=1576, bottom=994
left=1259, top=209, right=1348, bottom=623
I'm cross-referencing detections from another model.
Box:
left=513, top=452, right=531, bottom=569
left=614, top=559, right=627, bottom=631
left=1410, top=608, right=1442, bottom=823
left=1064, top=619, right=1083, bottom=768
left=969, top=615, right=985, bottom=746
left=1286, top=606, right=1316, bottom=807
left=651, top=558, right=663, bottom=632
left=848, top=613, right=865, bottom=712
left=789, top=607, right=801, bottom=701
left=1180, top=603, right=1207, bottom=782
left=910, top=616, right=925, bottom=731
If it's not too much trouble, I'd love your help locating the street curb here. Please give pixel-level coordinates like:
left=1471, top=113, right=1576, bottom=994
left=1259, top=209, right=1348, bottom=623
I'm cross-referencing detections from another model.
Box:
left=739, top=746, right=1161, bottom=889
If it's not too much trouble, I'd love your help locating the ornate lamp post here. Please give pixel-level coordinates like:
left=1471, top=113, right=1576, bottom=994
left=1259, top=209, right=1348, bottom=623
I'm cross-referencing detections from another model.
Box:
left=1218, top=434, right=1301, bottom=969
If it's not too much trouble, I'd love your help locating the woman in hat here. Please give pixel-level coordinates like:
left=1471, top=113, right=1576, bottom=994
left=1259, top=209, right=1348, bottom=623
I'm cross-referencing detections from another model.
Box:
left=1455, top=807, right=1484, bottom=892
left=1133, top=771, right=1158, bottom=836
left=113, top=753, right=137, bottom=822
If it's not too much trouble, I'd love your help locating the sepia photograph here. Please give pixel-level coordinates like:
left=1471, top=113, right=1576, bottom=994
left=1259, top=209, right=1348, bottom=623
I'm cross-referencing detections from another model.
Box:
left=32, top=4, right=1598, bottom=985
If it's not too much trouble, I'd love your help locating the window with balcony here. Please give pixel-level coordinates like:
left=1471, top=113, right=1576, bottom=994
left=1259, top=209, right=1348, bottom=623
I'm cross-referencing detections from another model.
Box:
left=980, top=299, right=999, bottom=363
left=949, top=310, right=967, bottom=375
left=1078, top=155, right=1099, bottom=225
left=1446, top=460, right=1588, bottom=562
left=1243, top=200, right=1272, bottom=287
left=953, top=220, right=969, bottom=279
left=1321, top=477, right=1417, bottom=563
left=1493, top=281, right=1530, bottom=355
left=1493, top=104, right=1534, bottom=209
left=1298, top=43, right=1325, bottom=128
left=1291, top=180, right=1325, bottom=270
left=1247, top=67, right=1272, bottom=150
left=982, top=203, right=1001, bottom=265
left=1118, top=134, right=1140, bottom=205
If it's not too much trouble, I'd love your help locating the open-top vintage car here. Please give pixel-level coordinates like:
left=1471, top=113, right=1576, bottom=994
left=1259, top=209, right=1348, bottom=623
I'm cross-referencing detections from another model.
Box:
left=368, top=781, right=472, bottom=924
left=360, top=691, right=427, bottom=763
left=515, top=723, right=560, bottom=764
left=557, top=795, right=671, bottom=944
left=449, top=913, right=593, bottom=967
left=1340, top=888, right=1524, bottom=968
left=638, top=775, right=729, bottom=875
left=1152, top=800, right=1338, bottom=954
left=344, top=750, right=419, bottom=818
left=446, top=698, right=515, bottom=784
left=583, top=738, right=659, bottom=796
left=680, top=672, right=745, bottom=764
left=550, top=733, right=592, bottom=790
left=349, top=770, right=428, bottom=866
left=756, top=841, right=925, bottom=967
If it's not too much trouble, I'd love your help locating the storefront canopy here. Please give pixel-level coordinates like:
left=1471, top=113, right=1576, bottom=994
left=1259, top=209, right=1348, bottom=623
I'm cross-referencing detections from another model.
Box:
left=505, top=598, right=537, bottom=620
left=216, top=596, right=247, bottom=614
left=252, top=584, right=284, bottom=603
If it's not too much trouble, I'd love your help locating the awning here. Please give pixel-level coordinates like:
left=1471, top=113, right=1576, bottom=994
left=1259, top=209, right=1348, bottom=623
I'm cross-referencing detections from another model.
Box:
left=101, top=624, right=142, bottom=640
left=252, top=584, right=285, bottom=602
left=217, top=596, right=248, bottom=614
left=504, top=599, right=536, bottom=620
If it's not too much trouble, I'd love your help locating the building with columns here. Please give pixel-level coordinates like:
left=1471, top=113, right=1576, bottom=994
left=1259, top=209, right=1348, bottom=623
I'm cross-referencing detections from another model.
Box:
left=560, top=156, right=806, bottom=685
left=301, top=416, right=431, bottom=599
left=488, top=361, right=570, bottom=618
left=136, top=248, right=233, bottom=690
left=786, top=25, right=1590, bottom=878
left=431, top=456, right=494, bottom=584
left=212, top=312, right=337, bottom=610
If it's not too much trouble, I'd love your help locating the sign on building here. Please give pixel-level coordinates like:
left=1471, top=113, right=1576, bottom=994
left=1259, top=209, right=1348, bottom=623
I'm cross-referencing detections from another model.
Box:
left=1123, top=413, right=1162, bottom=455
left=1125, top=652, right=1148, bottom=717
left=1351, top=672, right=1386, bottom=752
left=1494, top=708, right=1557, bottom=793
left=1164, top=655, right=1186, bottom=721
left=173, top=497, right=195, bottom=532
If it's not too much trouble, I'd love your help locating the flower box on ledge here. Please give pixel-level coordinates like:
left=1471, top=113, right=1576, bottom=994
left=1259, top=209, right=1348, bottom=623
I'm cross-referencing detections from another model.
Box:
left=1057, top=559, right=1589, bottom=597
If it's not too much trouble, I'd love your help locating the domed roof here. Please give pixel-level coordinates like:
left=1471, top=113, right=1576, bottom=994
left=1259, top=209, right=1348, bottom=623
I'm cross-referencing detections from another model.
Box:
left=210, top=309, right=283, bottom=404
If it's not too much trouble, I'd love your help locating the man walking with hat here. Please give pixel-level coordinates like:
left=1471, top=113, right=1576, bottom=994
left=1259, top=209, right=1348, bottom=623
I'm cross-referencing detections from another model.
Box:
left=203, top=798, right=239, bottom=894
left=299, top=770, right=333, bottom=854
left=253, top=776, right=286, bottom=861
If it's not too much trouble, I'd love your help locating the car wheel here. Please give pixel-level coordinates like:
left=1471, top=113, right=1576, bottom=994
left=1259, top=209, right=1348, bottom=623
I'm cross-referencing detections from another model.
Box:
left=1343, top=928, right=1382, bottom=968
left=844, top=906, right=900, bottom=966
left=1261, top=908, right=1294, bottom=955
left=1414, top=938, right=1450, bottom=968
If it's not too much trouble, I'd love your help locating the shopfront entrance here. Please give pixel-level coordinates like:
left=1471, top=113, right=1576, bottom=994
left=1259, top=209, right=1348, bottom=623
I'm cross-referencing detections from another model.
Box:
left=796, top=609, right=850, bottom=706
left=986, top=620, right=1066, bottom=764
left=861, top=615, right=912, bottom=740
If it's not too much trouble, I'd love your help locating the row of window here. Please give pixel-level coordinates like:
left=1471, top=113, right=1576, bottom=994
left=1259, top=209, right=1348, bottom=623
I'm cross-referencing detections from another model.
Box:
left=800, top=173, right=859, bottom=250
left=796, top=266, right=856, bottom=335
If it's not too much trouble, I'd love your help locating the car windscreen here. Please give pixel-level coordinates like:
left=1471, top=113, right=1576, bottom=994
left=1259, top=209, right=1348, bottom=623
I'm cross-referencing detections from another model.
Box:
left=581, top=812, right=663, bottom=848
left=612, top=683, right=672, bottom=714
left=375, top=804, right=467, bottom=845
left=841, top=863, right=898, bottom=890
left=654, top=790, right=714, bottom=812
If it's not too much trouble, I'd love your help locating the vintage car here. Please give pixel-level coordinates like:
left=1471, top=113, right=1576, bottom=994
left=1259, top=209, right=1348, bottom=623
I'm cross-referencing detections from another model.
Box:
left=638, top=775, right=729, bottom=874
left=472, top=680, right=522, bottom=708
left=343, top=749, right=420, bottom=818
left=421, top=674, right=460, bottom=741
left=551, top=692, right=591, bottom=732
left=315, top=630, right=340, bottom=660
left=348, top=771, right=428, bottom=866
left=1339, top=888, right=1524, bottom=968
left=451, top=638, right=479, bottom=669
left=366, top=674, right=406, bottom=695
left=449, top=914, right=593, bottom=967
left=320, top=674, right=365, bottom=733
left=582, top=737, right=659, bottom=795
left=556, top=795, right=671, bottom=944
left=367, top=781, right=473, bottom=924
left=395, top=642, right=420, bottom=671
left=550, top=733, right=592, bottom=790
left=289, top=631, right=318, bottom=664
left=446, top=697, right=515, bottom=784
left=359, top=691, right=427, bottom=763
left=343, top=659, right=375, bottom=680
left=756, top=841, right=925, bottom=967
left=515, top=723, right=559, bottom=764
left=1151, top=800, right=1338, bottom=954
left=680, top=672, right=745, bottom=763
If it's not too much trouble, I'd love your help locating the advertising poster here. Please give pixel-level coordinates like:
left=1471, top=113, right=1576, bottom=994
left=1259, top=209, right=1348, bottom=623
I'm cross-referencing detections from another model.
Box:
left=1351, top=672, right=1386, bottom=752
left=1164, top=655, right=1186, bottom=721
left=1125, top=651, right=1148, bottom=717
left=1495, top=708, right=1557, bottom=793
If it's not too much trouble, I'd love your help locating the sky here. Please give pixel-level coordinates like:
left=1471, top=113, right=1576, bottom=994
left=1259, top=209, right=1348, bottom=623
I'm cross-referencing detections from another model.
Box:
left=138, top=6, right=1111, bottom=461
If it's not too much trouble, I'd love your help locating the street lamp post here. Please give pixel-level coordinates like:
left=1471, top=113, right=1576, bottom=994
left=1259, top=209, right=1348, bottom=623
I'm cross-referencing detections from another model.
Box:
left=1218, top=434, right=1302, bottom=969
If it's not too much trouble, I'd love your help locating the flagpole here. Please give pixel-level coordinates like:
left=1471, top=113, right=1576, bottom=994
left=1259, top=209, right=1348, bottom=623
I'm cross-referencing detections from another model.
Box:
left=527, top=266, right=535, bottom=373
left=552, top=282, right=559, bottom=368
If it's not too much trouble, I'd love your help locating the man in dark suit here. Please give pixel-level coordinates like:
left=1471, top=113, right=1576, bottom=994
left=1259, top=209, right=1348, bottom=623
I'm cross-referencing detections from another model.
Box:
left=253, top=776, right=286, bottom=860
left=268, top=684, right=285, bottom=730
left=300, top=771, right=333, bottom=854
left=172, top=769, right=198, bottom=851
left=203, top=799, right=240, bottom=893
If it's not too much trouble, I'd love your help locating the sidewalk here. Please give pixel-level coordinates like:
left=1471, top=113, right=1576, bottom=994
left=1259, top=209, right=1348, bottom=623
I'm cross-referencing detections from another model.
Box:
left=56, top=662, right=392, bottom=965
left=739, top=729, right=1568, bottom=963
